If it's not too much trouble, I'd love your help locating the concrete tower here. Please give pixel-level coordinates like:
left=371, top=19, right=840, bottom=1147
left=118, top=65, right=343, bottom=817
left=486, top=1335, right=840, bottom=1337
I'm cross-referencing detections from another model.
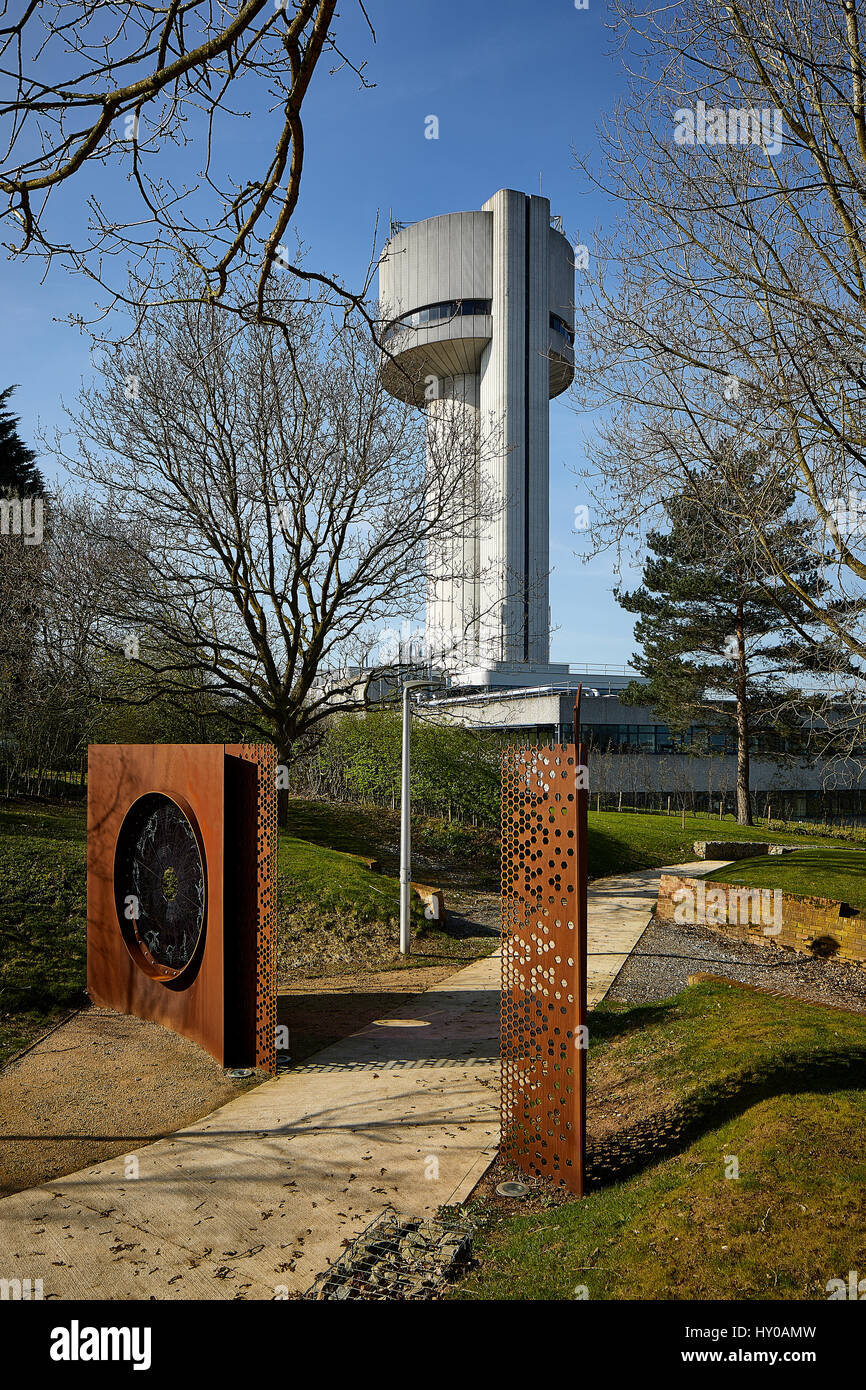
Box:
left=379, top=188, right=574, bottom=688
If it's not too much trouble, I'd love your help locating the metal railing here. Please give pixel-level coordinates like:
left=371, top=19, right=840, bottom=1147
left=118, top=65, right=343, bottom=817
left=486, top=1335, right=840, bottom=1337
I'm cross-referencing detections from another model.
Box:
left=567, top=663, right=639, bottom=677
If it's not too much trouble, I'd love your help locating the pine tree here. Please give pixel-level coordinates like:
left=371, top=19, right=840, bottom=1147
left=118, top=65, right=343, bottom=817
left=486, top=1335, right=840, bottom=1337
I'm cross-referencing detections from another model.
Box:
left=0, top=385, right=44, bottom=497
left=616, top=447, right=848, bottom=825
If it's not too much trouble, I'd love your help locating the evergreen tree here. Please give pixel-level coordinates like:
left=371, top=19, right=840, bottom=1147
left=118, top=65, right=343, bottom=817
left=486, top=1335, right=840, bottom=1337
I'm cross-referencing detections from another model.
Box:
left=616, top=447, right=849, bottom=825
left=0, top=385, right=44, bottom=497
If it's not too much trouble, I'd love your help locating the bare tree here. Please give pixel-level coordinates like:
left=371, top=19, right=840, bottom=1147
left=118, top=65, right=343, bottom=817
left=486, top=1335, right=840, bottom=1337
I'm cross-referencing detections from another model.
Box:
left=0, top=1, right=375, bottom=326
left=575, top=0, right=866, bottom=708
left=0, top=495, right=45, bottom=736
left=51, top=267, right=491, bottom=813
left=0, top=489, right=118, bottom=787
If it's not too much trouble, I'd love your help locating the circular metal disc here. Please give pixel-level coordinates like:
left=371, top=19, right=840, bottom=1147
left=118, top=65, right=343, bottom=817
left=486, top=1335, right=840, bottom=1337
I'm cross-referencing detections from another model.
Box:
left=496, top=1180, right=531, bottom=1198
left=114, top=792, right=206, bottom=980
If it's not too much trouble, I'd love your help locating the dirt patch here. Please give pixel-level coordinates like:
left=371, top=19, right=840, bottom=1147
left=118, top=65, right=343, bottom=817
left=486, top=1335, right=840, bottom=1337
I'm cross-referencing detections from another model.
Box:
left=466, top=1155, right=577, bottom=1218
left=586, top=1050, right=681, bottom=1144
left=443, top=889, right=499, bottom=932
left=0, top=1007, right=259, bottom=1198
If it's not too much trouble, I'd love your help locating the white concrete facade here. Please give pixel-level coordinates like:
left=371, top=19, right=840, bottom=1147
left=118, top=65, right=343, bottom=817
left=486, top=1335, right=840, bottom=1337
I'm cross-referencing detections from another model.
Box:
left=379, top=189, right=574, bottom=686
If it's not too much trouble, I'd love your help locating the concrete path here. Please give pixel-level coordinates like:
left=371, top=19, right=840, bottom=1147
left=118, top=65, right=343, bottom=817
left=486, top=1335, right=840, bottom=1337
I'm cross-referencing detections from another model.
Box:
left=0, top=861, right=716, bottom=1299
left=586, top=860, right=728, bottom=1004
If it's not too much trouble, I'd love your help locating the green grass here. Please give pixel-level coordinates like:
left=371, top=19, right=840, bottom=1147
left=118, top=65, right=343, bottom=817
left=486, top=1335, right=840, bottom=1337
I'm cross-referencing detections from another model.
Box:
left=278, top=829, right=405, bottom=923
left=702, top=847, right=866, bottom=911
left=0, top=803, right=88, bottom=1065
left=284, top=798, right=846, bottom=886
left=454, top=979, right=866, bottom=1300
left=284, top=796, right=499, bottom=885
left=0, top=796, right=860, bottom=1062
left=277, top=824, right=501, bottom=977
left=283, top=798, right=398, bottom=860
left=584, top=810, right=845, bottom=880
left=277, top=829, right=433, bottom=976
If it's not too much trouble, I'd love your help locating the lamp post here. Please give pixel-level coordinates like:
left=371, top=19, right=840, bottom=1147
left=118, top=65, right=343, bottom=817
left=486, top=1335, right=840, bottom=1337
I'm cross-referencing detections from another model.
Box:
left=399, top=678, right=437, bottom=955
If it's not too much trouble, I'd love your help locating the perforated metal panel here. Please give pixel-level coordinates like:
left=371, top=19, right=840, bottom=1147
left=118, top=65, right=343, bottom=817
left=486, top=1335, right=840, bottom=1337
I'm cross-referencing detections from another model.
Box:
left=236, top=743, right=278, bottom=1075
left=500, top=739, right=588, bottom=1194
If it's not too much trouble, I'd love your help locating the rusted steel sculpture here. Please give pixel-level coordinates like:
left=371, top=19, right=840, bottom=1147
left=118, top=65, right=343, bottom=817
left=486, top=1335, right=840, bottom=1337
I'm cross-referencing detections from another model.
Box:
left=500, top=694, right=588, bottom=1194
left=86, top=743, right=277, bottom=1072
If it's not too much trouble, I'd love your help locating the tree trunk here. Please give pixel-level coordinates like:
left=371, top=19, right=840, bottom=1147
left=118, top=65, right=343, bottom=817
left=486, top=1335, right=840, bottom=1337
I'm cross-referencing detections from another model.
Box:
left=277, top=740, right=291, bottom=827
left=735, top=597, right=753, bottom=826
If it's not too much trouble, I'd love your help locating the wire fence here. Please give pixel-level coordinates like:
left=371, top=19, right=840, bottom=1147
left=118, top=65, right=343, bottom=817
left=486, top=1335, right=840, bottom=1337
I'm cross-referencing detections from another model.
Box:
left=3, top=752, right=865, bottom=834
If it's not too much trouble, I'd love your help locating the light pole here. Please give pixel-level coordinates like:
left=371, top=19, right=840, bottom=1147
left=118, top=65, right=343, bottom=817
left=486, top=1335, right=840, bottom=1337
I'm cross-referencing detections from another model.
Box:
left=399, top=678, right=437, bottom=955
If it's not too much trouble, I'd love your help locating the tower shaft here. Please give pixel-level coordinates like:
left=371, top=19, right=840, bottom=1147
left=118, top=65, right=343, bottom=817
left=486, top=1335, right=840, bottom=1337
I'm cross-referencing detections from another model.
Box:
left=379, top=188, right=575, bottom=687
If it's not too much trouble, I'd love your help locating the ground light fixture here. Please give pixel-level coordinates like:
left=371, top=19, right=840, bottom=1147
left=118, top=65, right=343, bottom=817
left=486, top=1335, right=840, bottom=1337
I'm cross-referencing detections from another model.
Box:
left=496, top=1181, right=531, bottom=1199
left=399, top=676, right=443, bottom=955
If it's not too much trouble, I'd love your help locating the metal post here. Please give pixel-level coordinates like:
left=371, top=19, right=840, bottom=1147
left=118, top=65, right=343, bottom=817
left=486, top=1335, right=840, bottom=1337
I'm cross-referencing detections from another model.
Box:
left=399, top=678, right=436, bottom=956
left=400, top=682, right=412, bottom=955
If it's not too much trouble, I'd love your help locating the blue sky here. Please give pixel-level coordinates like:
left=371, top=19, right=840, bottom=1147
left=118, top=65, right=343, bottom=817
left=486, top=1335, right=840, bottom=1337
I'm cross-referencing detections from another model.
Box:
left=1, top=0, right=641, bottom=668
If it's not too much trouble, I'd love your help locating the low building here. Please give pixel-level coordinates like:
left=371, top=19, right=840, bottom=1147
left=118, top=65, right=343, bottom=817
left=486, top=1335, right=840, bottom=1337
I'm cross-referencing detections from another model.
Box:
left=420, top=667, right=866, bottom=821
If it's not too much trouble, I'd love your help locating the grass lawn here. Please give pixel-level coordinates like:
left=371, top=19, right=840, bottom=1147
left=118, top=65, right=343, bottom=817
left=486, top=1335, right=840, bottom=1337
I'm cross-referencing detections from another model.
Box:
left=276, top=828, right=499, bottom=978
left=0, top=803, right=88, bottom=1067
left=284, top=797, right=499, bottom=886
left=285, top=797, right=848, bottom=885
left=585, top=809, right=846, bottom=880
left=454, top=977, right=866, bottom=1300
left=702, top=848, right=866, bottom=911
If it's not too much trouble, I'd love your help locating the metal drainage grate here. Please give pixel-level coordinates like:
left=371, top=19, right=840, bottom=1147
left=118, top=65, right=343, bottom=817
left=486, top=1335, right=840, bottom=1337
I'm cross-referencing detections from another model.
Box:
left=303, top=1209, right=473, bottom=1301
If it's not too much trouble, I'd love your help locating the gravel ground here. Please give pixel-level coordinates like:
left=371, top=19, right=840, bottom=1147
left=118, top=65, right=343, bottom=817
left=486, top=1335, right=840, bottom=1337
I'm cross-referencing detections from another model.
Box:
left=0, top=1007, right=259, bottom=1197
left=606, top=916, right=866, bottom=1014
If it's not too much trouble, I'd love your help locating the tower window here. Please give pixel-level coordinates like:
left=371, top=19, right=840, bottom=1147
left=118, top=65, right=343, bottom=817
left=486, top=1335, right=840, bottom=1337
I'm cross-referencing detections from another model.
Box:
left=550, top=313, right=575, bottom=346
left=382, top=298, right=492, bottom=338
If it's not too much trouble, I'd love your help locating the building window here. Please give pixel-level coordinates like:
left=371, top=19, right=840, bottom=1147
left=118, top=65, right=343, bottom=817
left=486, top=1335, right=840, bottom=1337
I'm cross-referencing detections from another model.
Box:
left=579, top=722, right=816, bottom=756
left=382, top=299, right=492, bottom=338
left=550, top=312, right=575, bottom=346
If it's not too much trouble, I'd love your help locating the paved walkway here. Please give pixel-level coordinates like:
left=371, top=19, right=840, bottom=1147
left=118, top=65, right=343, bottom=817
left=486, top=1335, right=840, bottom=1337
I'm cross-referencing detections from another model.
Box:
left=0, top=861, right=718, bottom=1299
left=585, top=860, right=727, bottom=1004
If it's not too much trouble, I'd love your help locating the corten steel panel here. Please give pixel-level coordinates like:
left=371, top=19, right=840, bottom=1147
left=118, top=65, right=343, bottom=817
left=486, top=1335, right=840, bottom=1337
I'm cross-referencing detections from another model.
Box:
left=87, top=743, right=276, bottom=1072
left=226, top=743, right=277, bottom=1074
left=500, top=739, right=588, bottom=1195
